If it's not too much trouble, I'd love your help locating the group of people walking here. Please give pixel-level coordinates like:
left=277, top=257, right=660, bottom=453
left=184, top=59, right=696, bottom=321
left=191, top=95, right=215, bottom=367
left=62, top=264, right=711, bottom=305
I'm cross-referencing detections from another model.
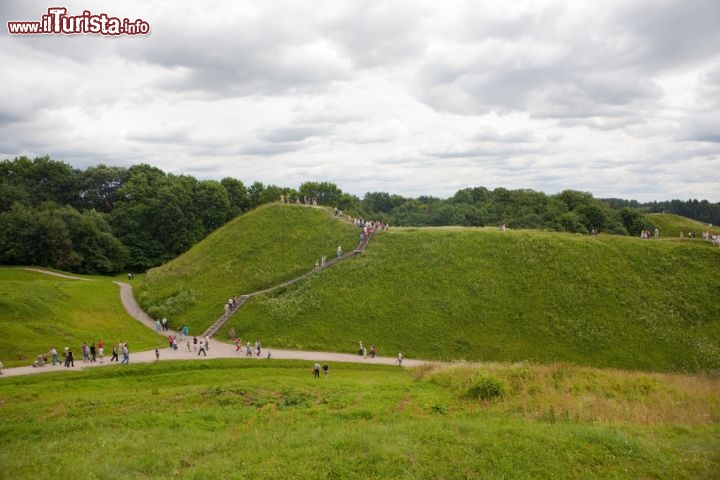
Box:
left=39, top=340, right=129, bottom=368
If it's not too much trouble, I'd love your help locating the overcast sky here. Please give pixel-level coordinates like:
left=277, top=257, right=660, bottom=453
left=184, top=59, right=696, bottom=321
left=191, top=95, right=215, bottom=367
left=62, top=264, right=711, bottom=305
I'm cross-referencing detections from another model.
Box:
left=2, top=0, right=719, bottom=201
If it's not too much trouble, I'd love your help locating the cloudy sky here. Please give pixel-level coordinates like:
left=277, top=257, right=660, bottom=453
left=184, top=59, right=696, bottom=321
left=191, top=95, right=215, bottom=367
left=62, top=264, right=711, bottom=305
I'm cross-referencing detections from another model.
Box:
left=2, top=0, right=719, bottom=201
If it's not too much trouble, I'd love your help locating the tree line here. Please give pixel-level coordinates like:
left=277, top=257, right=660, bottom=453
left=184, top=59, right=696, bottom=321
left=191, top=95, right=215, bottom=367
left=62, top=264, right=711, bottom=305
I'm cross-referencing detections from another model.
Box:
left=2, top=156, right=717, bottom=274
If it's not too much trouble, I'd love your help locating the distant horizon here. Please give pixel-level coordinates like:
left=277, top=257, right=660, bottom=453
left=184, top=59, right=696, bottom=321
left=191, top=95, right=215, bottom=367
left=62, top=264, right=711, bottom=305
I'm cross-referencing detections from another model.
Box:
left=7, top=153, right=719, bottom=205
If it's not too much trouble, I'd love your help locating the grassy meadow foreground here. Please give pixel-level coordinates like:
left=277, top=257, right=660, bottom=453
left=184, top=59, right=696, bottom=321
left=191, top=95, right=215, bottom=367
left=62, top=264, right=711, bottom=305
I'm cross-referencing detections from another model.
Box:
left=0, top=268, right=159, bottom=367
left=0, top=360, right=718, bottom=479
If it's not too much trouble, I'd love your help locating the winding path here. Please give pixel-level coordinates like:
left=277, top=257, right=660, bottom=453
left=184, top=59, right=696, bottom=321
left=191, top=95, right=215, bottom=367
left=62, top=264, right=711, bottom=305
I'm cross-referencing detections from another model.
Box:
left=20, top=267, right=89, bottom=281
left=2, top=229, right=433, bottom=378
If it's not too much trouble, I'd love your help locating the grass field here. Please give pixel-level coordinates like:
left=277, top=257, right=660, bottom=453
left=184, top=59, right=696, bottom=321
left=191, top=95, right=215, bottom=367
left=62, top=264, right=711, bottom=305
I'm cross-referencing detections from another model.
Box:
left=2, top=209, right=720, bottom=478
left=136, top=203, right=360, bottom=334
left=0, top=360, right=718, bottom=479
left=222, top=226, right=720, bottom=372
left=0, top=268, right=160, bottom=367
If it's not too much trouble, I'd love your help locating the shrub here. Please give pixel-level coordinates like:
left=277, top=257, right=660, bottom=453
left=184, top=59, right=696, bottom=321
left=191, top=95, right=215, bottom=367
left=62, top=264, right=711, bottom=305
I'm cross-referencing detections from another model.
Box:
left=467, top=374, right=505, bottom=401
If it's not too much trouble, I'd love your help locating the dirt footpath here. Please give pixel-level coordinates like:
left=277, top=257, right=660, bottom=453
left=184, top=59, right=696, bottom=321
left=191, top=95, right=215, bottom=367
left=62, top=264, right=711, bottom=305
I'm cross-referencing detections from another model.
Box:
left=1, top=281, right=432, bottom=378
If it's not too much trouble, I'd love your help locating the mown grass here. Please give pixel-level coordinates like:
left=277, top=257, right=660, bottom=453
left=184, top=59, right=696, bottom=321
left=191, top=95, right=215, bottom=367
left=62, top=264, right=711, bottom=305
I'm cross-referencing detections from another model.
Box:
left=647, top=213, right=713, bottom=238
left=136, top=204, right=359, bottom=334
left=0, top=268, right=160, bottom=367
left=0, top=360, right=717, bottom=479
left=224, top=226, right=720, bottom=372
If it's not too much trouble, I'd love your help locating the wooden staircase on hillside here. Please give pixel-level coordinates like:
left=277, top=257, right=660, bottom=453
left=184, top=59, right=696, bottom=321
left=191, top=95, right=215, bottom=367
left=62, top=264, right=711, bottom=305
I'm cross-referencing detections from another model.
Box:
left=202, top=229, right=375, bottom=338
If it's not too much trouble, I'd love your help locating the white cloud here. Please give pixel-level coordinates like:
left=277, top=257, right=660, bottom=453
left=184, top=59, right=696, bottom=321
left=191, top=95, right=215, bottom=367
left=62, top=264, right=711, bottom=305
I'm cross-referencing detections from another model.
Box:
left=1, top=0, right=719, bottom=201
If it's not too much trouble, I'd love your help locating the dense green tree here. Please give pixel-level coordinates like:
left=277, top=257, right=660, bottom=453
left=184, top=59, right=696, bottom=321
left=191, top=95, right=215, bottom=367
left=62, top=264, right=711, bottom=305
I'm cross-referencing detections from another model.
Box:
left=0, top=156, right=82, bottom=210
left=193, top=180, right=232, bottom=231
left=362, top=192, right=406, bottom=213
left=559, top=212, right=587, bottom=233
left=619, top=207, right=650, bottom=236
left=79, top=164, right=129, bottom=213
left=557, top=190, right=595, bottom=212
left=248, top=181, right=265, bottom=208
left=298, top=181, right=344, bottom=206
left=221, top=177, right=251, bottom=215
left=0, top=203, right=126, bottom=272
left=259, top=184, right=285, bottom=205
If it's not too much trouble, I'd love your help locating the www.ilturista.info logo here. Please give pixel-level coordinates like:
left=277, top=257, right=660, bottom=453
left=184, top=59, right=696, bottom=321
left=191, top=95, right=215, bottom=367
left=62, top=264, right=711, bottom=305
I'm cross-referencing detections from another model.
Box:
left=7, top=7, right=150, bottom=35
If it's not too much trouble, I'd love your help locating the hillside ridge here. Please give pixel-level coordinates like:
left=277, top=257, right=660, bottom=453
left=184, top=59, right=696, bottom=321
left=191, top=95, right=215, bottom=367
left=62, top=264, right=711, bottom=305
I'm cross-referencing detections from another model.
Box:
left=201, top=213, right=377, bottom=338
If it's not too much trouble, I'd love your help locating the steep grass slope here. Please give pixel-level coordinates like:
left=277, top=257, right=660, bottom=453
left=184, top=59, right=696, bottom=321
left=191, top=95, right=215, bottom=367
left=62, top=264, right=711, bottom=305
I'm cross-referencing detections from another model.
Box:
left=224, top=227, right=720, bottom=372
left=0, top=268, right=159, bottom=367
left=136, top=204, right=360, bottom=333
left=647, top=213, right=713, bottom=238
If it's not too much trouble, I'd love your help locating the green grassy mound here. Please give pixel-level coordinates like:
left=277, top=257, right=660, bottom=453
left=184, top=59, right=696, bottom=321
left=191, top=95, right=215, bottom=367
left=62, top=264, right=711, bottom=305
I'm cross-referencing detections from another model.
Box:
left=224, top=227, right=720, bottom=372
left=647, top=213, right=714, bottom=238
left=0, top=268, right=160, bottom=367
left=0, top=360, right=717, bottom=479
left=136, top=204, right=360, bottom=333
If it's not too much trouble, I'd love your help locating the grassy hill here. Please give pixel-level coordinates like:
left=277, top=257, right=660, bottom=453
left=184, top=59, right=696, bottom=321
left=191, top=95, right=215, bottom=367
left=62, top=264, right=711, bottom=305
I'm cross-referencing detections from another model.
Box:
left=220, top=226, right=720, bottom=372
left=135, top=204, right=360, bottom=334
left=0, top=268, right=161, bottom=367
left=647, top=213, right=713, bottom=238
left=0, top=359, right=717, bottom=479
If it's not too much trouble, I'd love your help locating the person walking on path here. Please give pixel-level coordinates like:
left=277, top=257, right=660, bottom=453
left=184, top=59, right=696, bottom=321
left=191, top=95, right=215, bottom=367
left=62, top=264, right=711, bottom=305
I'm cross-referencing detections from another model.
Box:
left=121, top=343, right=129, bottom=364
left=65, top=348, right=74, bottom=367
left=204, top=335, right=211, bottom=351
left=198, top=341, right=207, bottom=357
left=50, top=347, right=59, bottom=365
left=313, top=362, right=321, bottom=378
left=97, top=340, right=104, bottom=363
left=397, top=352, right=403, bottom=366
left=90, top=343, right=96, bottom=363
left=110, top=344, right=119, bottom=362
left=155, top=349, right=160, bottom=361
